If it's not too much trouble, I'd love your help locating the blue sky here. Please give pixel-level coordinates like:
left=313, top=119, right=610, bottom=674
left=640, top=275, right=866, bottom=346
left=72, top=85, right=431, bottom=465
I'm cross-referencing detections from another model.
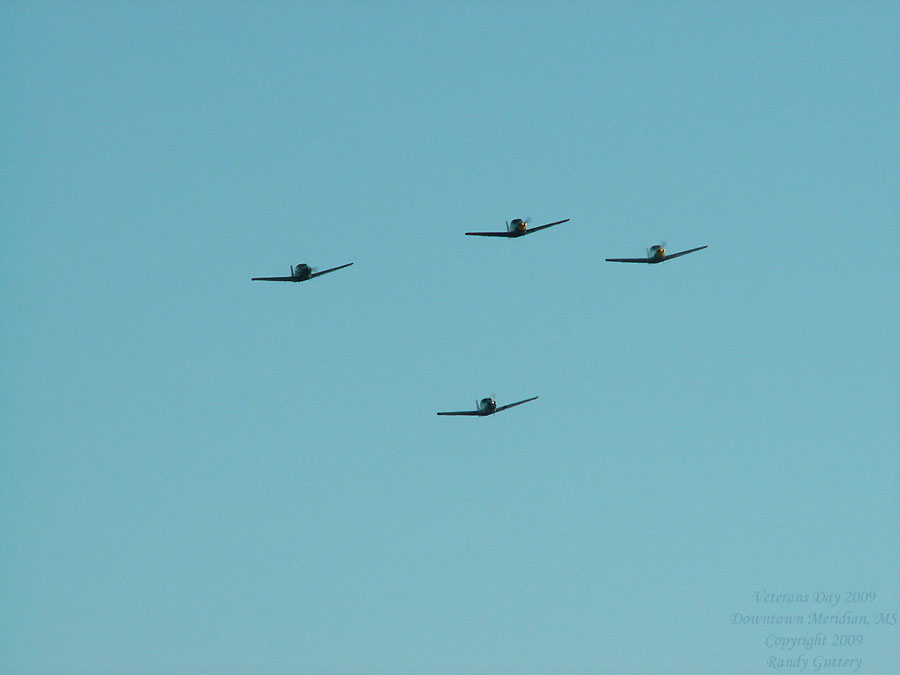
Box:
left=2, top=2, right=898, bottom=672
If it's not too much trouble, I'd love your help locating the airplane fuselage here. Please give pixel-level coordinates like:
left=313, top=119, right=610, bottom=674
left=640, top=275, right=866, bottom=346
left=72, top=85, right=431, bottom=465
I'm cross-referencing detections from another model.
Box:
left=648, top=245, right=666, bottom=262
left=508, top=219, right=528, bottom=236
left=292, top=264, right=312, bottom=280
left=478, top=397, right=497, bottom=415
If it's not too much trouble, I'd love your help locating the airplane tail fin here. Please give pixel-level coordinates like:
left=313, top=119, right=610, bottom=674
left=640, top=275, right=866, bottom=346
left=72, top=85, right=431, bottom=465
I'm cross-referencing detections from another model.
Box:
left=291, top=264, right=294, bottom=276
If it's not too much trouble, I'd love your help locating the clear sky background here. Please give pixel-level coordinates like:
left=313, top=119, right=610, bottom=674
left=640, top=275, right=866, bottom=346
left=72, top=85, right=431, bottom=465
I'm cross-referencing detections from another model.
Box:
left=2, top=2, right=898, bottom=673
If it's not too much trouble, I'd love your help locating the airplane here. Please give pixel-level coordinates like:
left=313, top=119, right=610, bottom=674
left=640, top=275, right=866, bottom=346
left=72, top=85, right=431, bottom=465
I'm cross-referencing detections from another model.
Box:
left=252, top=262, right=353, bottom=282
left=437, top=395, right=539, bottom=416
left=466, top=218, right=569, bottom=238
left=605, top=244, right=708, bottom=264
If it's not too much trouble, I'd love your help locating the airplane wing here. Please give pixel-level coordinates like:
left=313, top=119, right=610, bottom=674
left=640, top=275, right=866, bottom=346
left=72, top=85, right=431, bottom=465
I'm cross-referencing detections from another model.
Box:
left=494, top=396, right=539, bottom=413
left=465, top=231, right=512, bottom=237
left=309, top=262, right=354, bottom=278
left=521, top=218, right=569, bottom=235
left=436, top=410, right=481, bottom=416
left=252, top=276, right=298, bottom=281
left=604, top=257, right=651, bottom=263
left=662, top=245, right=708, bottom=261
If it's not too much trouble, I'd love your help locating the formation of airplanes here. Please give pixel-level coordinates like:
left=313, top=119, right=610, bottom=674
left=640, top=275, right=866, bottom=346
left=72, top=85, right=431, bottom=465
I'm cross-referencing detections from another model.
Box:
left=253, top=218, right=707, bottom=417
